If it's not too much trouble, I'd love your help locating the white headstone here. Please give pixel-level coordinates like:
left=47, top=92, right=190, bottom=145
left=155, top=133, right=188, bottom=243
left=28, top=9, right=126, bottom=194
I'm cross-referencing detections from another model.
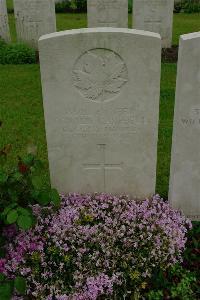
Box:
left=87, top=0, right=128, bottom=28
left=39, top=28, right=161, bottom=197
left=169, top=32, right=200, bottom=221
left=14, top=0, right=56, bottom=48
left=0, top=0, right=11, bottom=42
left=133, top=0, right=174, bottom=48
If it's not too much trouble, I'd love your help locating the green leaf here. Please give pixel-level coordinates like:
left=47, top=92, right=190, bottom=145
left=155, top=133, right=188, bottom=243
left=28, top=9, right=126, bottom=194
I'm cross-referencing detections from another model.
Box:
left=0, top=273, right=5, bottom=282
left=14, top=276, right=26, bottom=295
left=0, top=248, right=6, bottom=258
left=31, top=189, right=39, bottom=200
left=37, top=191, right=50, bottom=206
left=17, top=207, right=31, bottom=216
left=0, top=235, right=6, bottom=244
left=2, top=203, right=18, bottom=217
left=32, top=159, right=43, bottom=171
left=50, top=189, right=61, bottom=206
left=12, top=172, right=23, bottom=182
left=31, top=175, right=43, bottom=189
left=22, top=154, right=34, bottom=166
left=7, top=189, right=18, bottom=202
left=7, top=209, right=18, bottom=224
left=0, top=171, right=8, bottom=184
left=17, top=215, right=32, bottom=230
left=0, top=282, right=13, bottom=300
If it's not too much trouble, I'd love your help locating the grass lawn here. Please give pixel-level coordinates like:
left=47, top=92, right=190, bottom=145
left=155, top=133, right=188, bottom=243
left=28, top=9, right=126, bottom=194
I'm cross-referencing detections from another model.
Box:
left=7, top=12, right=200, bottom=45
left=0, top=65, right=50, bottom=186
left=0, top=63, right=177, bottom=199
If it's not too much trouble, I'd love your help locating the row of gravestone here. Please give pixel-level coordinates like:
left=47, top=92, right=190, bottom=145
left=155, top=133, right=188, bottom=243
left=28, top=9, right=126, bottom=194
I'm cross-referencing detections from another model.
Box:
left=0, top=0, right=174, bottom=48
left=38, top=27, right=200, bottom=222
left=0, top=0, right=56, bottom=47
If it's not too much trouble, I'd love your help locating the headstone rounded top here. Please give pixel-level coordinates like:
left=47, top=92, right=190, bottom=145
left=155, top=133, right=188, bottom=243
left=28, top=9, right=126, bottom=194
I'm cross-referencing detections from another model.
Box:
left=180, top=31, right=200, bottom=41
left=39, top=28, right=161, bottom=42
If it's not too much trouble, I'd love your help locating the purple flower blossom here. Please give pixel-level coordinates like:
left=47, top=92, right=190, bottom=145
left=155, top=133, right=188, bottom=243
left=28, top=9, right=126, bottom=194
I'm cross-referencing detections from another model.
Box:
left=0, top=258, right=6, bottom=273
left=4, top=193, right=191, bottom=299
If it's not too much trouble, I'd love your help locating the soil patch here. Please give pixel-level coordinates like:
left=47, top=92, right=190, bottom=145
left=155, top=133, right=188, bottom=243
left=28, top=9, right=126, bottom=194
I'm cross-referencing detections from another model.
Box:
left=162, top=45, right=178, bottom=63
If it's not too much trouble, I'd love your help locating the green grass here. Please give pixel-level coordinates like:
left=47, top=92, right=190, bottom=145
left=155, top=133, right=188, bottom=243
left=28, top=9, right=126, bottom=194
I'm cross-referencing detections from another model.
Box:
left=172, top=13, right=200, bottom=44
left=8, top=13, right=16, bottom=42
left=6, top=12, right=200, bottom=45
left=0, top=63, right=176, bottom=198
left=157, top=63, right=177, bottom=198
left=6, top=0, right=13, bottom=11
left=0, top=65, right=49, bottom=183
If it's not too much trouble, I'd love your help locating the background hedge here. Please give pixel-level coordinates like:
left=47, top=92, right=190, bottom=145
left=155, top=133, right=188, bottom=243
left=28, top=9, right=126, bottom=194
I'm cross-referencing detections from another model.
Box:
left=0, top=39, right=36, bottom=64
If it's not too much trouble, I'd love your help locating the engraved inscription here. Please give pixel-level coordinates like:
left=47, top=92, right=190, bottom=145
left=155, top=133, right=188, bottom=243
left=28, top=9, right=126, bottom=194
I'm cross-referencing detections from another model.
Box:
left=181, top=108, right=200, bottom=128
left=60, top=107, right=146, bottom=136
left=141, top=0, right=164, bottom=33
left=83, top=144, right=123, bottom=191
left=73, top=48, right=128, bottom=102
left=97, top=0, right=120, bottom=10
left=97, top=0, right=120, bottom=24
left=187, top=215, right=200, bottom=220
left=144, top=6, right=162, bottom=32
left=144, top=20, right=162, bottom=33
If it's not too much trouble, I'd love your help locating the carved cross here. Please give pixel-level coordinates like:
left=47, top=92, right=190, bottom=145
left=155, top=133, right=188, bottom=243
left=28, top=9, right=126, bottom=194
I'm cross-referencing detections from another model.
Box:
left=83, top=144, right=123, bottom=191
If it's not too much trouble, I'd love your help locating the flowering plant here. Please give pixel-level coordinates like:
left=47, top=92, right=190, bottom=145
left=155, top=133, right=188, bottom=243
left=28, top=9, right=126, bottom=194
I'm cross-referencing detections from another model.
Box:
left=2, top=193, right=191, bottom=299
left=0, top=149, right=60, bottom=299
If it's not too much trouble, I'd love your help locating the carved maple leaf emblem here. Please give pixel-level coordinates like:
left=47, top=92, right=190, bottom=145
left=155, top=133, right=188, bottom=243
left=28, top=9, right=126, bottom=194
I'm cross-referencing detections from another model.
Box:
left=73, top=49, right=128, bottom=102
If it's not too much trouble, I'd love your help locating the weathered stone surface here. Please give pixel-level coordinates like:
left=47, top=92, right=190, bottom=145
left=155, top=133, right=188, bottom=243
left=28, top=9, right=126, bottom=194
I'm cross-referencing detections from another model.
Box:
left=87, top=0, right=128, bottom=28
left=169, top=32, right=200, bottom=221
left=39, top=28, right=161, bottom=197
left=14, top=0, right=56, bottom=48
left=133, top=0, right=174, bottom=48
left=0, top=0, right=10, bottom=42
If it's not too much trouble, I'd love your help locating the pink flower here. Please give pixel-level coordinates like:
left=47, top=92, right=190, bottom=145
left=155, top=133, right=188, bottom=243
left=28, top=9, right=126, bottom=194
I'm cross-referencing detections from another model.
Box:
left=0, top=258, right=6, bottom=273
left=3, top=193, right=191, bottom=299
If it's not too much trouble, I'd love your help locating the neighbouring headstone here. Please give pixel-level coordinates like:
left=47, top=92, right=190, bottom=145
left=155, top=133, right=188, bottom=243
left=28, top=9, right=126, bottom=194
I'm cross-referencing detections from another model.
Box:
left=14, top=0, right=56, bottom=48
left=39, top=28, right=161, bottom=197
left=133, top=0, right=174, bottom=48
left=169, top=32, right=200, bottom=221
left=87, top=0, right=128, bottom=28
left=0, top=0, right=11, bottom=42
